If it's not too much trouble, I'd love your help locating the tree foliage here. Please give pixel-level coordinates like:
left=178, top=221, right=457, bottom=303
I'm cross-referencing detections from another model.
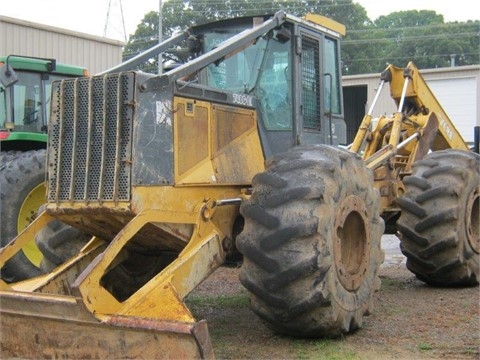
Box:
left=342, top=10, right=480, bottom=74
left=122, top=0, right=480, bottom=75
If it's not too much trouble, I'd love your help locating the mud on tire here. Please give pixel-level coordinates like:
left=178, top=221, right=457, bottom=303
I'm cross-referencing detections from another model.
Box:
left=236, top=145, right=384, bottom=338
left=396, top=149, right=479, bottom=286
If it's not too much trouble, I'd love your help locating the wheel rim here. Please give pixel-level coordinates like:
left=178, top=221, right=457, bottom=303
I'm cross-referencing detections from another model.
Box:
left=466, top=185, right=480, bottom=254
left=16, top=183, right=44, bottom=267
left=334, top=195, right=370, bottom=291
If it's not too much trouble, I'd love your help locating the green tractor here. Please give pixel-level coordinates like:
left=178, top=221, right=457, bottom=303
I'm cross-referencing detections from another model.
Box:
left=0, top=55, right=89, bottom=282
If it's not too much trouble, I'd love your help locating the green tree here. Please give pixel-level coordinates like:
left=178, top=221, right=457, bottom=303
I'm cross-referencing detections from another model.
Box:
left=122, top=2, right=479, bottom=74
left=158, top=0, right=370, bottom=37
left=123, top=0, right=371, bottom=72
left=343, top=10, right=480, bottom=73
left=122, top=11, right=160, bottom=73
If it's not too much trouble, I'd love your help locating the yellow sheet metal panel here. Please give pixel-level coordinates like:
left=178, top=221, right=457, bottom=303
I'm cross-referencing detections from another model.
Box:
left=175, top=98, right=216, bottom=184
left=303, top=13, right=346, bottom=37
left=212, top=104, right=265, bottom=183
left=176, top=100, right=210, bottom=176
left=174, top=97, right=265, bottom=185
left=212, top=105, right=256, bottom=151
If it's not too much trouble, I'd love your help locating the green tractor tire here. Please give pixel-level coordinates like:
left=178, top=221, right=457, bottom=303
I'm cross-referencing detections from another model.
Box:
left=0, top=150, right=46, bottom=282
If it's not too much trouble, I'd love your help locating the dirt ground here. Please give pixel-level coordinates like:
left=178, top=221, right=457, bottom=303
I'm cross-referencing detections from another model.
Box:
left=188, top=236, right=479, bottom=360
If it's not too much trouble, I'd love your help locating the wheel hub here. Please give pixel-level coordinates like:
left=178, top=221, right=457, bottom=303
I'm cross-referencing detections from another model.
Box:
left=17, top=182, right=45, bottom=267
left=466, top=185, right=480, bottom=254
left=334, top=195, right=370, bottom=291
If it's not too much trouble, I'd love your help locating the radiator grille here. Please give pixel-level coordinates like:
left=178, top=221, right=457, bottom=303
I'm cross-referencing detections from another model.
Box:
left=48, top=73, right=134, bottom=203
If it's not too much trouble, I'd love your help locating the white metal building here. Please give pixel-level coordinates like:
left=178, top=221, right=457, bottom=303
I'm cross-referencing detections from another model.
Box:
left=342, top=65, right=480, bottom=146
left=0, top=15, right=124, bottom=75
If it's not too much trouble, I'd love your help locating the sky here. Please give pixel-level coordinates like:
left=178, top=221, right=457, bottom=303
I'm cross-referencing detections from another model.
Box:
left=1, top=0, right=478, bottom=42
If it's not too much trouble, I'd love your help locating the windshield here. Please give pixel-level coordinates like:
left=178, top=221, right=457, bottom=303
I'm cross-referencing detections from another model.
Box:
left=203, top=27, right=293, bottom=131
left=1, top=71, right=42, bottom=132
left=203, top=29, right=268, bottom=93
left=1, top=71, right=75, bottom=132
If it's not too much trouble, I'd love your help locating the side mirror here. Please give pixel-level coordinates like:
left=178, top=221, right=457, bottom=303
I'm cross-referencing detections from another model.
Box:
left=0, top=63, right=18, bottom=88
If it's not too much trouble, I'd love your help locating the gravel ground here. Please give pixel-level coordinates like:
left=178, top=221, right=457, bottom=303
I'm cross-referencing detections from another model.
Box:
left=190, top=235, right=480, bottom=359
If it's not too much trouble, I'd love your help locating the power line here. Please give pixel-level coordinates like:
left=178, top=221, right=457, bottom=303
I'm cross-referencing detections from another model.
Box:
left=347, top=23, right=480, bottom=34
left=342, top=32, right=479, bottom=45
left=122, top=30, right=478, bottom=52
left=344, top=51, right=480, bottom=63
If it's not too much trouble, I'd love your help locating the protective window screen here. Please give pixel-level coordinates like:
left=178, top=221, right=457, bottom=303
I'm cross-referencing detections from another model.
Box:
left=302, top=36, right=321, bottom=130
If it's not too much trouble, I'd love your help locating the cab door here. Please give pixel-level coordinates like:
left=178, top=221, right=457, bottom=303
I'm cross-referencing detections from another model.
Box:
left=295, top=29, right=346, bottom=146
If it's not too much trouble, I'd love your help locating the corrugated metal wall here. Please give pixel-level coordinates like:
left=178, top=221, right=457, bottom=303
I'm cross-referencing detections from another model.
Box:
left=343, top=65, right=480, bottom=145
left=0, top=15, right=124, bottom=74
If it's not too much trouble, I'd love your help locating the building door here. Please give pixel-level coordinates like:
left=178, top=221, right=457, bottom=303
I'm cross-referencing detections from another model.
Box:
left=343, top=85, right=367, bottom=144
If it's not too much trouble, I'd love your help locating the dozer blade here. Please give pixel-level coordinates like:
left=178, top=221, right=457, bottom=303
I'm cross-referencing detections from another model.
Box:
left=0, top=208, right=226, bottom=359
left=0, top=291, right=213, bottom=359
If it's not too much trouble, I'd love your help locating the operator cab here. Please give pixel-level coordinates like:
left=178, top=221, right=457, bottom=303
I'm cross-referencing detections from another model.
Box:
left=168, top=13, right=347, bottom=158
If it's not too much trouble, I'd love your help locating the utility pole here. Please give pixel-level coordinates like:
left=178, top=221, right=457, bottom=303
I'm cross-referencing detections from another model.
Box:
left=158, top=0, right=163, bottom=74
left=104, top=0, right=127, bottom=42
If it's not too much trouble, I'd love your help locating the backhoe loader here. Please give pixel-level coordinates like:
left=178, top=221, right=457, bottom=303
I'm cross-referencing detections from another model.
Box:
left=0, top=10, right=478, bottom=359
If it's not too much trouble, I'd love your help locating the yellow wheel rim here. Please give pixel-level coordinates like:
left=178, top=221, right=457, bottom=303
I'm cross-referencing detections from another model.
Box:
left=17, top=182, right=44, bottom=267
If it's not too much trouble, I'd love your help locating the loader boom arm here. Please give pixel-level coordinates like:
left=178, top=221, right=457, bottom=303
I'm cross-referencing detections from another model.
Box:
left=387, top=61, right=469, bottom=151
left=349, top=61, right=471, bottom=214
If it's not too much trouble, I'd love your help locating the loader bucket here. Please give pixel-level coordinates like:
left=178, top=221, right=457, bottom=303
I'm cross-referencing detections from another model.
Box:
left=0, top=291, right=214, bottom=359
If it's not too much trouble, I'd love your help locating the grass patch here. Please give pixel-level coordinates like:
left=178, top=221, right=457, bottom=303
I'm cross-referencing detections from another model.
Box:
left=418, top=342, right=433, bottom=351
left=292, top=338, right=359, bottom=360
left=463, top=347, right=480, bottom=355
left=380, top=277, right=406, bottom=291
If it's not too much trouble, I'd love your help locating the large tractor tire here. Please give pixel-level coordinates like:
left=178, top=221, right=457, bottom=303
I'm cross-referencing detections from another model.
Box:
left=0, top=150, right=95, bottom=282
left=100, top=250, right=179, bottom=302
left=34, top=218, right=92, bottom=272
left=0, top=150, right=21, bottom=166
left=0, top=150, right=46, bottom=282
left=396, top=149, right=479, bottom=286
left=237, top=145, right=384, bottom=338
